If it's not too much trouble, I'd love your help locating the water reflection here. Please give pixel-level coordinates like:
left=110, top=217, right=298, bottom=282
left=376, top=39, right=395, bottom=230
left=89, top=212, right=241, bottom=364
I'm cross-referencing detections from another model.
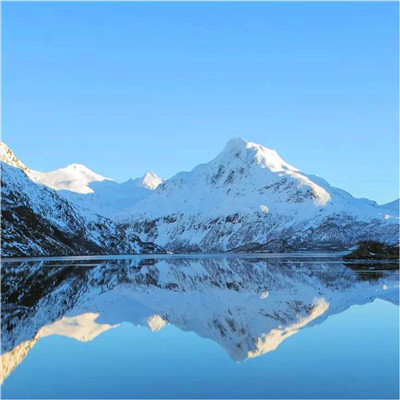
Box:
left=1, top=256, right=399, bottom=384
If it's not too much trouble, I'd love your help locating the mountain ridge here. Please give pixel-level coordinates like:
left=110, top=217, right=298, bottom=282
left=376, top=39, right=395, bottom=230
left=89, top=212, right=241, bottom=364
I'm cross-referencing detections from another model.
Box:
left=29, top=163, right=112, bottom=194
left=115, top=138, right=398, bottom=252
left=0, top=143, right=165, bottom=257
left=1, top=138, right=398, bottom=255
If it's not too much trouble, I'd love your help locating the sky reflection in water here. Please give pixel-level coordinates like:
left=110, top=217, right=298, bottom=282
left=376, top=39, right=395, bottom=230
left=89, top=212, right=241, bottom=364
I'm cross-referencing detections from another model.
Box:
left=1, top=256, right=399, bottom=399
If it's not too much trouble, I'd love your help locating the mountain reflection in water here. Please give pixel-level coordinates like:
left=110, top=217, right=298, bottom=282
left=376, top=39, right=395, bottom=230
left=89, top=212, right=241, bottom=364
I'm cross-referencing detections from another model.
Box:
left=1, top=255, right=399, bottom=394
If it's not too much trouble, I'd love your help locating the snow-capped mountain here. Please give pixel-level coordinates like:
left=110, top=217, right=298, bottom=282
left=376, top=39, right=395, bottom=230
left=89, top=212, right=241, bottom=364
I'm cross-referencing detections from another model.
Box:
left=0, top=143, right=164, bottom=257
left=0, top=142, right=162, bottom=218
left=30, top=163, right=112, bottom=194
left=0, top=142, right=30, bottom=173
left=1, top=138, right=398, bottom=255
left=31, top=164, right=162, bottom=196
left=1, top=257, right=398, bottom=382
left=59, top=171, right=163, bottom=218
left=133, top=171, right=163, bottom=190
left=119, top=138, right=398, bottom=252
left=17, top=148, right=163, bottom=218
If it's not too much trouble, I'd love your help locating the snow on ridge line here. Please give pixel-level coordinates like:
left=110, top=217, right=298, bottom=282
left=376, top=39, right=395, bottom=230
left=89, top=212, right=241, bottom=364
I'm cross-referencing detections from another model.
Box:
left=118, top=136, right=336, bottom=219
left=224, top=137, right=299, bottom=173
left=0, top=142, right=29, bottom=172
left=0, top=141, right=112, bottom=194
left=29, top=164, right=112, bottom=194
left=1, top=138, right=398, bottom=222
left=129, top=171, right=163, bottom=190
left=0, top=140, right=163, bottom=195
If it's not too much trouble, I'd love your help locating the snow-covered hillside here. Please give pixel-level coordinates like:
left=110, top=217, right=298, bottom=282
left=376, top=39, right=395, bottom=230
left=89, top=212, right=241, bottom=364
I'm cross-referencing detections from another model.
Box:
left=0, top=143, right=163, bottom=218
left=1, top=138, right=398, bottom=255
left=0, top=142, right=30, bottom=173
left=1, top=257, right=398, bottom=381
left=15, top=149, right=163, bottom=218
left=59, top=171, right=163, bottom=218
left=0, top=143, right=164, bottom=257
left=30, top=163, right=112, bottom=194
left=381, top=199, right=399, bottom=215
left=119, top=138, right=398, bottom=252
left=135, top=171, right=163, bottom=190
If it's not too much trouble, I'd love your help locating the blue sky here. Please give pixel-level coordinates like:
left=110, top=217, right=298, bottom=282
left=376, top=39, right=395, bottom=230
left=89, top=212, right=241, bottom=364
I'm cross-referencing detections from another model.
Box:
left=2, top=2, right=398, bottom=203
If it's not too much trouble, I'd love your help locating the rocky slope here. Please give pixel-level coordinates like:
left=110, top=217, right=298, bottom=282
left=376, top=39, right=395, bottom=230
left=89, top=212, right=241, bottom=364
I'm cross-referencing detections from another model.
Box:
left=1, top=143, right=164, bottom=257
left=118, top=138, right=398, bottom=252
left=343, top=240, right=399, bottom=261
left=1, top=138, right=398, bottom=255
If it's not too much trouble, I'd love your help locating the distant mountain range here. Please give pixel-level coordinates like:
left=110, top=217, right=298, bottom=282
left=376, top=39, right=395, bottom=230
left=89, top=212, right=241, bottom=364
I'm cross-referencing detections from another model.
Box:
left=1, top=143, right=164, bottom=256
left=1, top=139, right=398, bottom=256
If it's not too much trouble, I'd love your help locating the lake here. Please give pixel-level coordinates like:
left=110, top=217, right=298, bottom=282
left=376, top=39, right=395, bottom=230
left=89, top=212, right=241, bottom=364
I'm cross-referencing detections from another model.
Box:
left=1, top=255, right=399, bottom=399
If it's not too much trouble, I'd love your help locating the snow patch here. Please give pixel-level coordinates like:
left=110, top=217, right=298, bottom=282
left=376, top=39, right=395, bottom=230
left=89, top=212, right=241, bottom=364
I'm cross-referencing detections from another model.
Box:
left=147, top=315, right=167, bottom=332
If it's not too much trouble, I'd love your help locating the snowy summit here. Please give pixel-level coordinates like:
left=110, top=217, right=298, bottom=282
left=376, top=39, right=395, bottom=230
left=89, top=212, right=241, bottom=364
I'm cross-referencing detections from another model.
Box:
left=0, top=138, right=398, bottom=256
left=30, top=163, right=111, bottom=194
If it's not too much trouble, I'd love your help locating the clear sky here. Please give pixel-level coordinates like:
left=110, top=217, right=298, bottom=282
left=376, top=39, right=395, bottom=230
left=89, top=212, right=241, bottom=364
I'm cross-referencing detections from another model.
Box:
left=2, top=1, right=398, bottom=204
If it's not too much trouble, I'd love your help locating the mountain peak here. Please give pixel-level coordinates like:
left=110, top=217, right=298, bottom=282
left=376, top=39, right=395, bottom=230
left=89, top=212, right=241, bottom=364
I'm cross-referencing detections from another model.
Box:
left=221, top=137, right=298, bottom=173
left=0, top=141, right=29, bottom=172
left=224, top=137, right=249, bottom=151
left=64, top=163, right=93, bottom=172
left=52, top=163, right=109, bottom=180
left=29, top=163, right=110, bottom=194
left=140, top=171, right=163, bottom=190
left=128, top=171, right=163, bottom=190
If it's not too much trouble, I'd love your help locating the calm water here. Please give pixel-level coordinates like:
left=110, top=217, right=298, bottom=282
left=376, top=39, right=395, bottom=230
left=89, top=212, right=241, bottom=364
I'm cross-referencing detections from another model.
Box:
left=1, top=255, right=399, bottom=399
